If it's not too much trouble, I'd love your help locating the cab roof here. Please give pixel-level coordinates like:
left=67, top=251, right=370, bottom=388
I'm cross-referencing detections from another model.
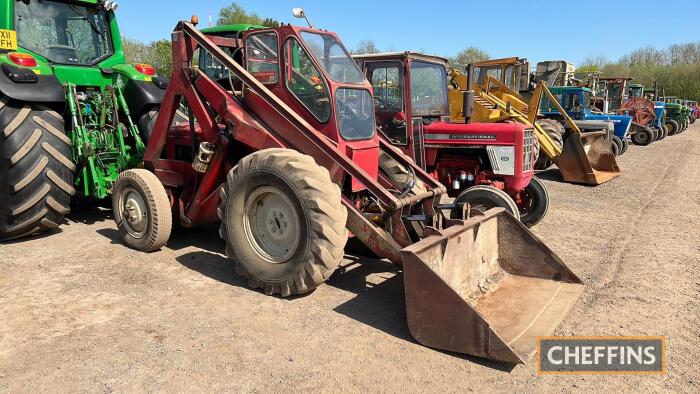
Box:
left=352, top=52, right=448, bottom=66
left=200, top=24, right=267, bottom=35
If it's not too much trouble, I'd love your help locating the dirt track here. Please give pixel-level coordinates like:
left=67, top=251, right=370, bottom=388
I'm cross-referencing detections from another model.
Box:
left=2, top=124, right=699, bottom=393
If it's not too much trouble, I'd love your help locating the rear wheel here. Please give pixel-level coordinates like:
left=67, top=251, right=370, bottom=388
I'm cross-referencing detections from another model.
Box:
left=657, top=125, right=668, bottom=140
left=218, top=149, right=348, bottom=297
left=137, top=106, right=190, bottom=143
left=666, top=119, right=679, bottom=136
left=452, top=185, right=520, bottom=221
left=631, top=128, right=653, bottom=146
left=534, top=119, right=564, bottom=170
left=517, top=176, right=549, bottom=228
left=112, top=169, right=172, bottom=252
left=0, top=98, right=75, bottom=240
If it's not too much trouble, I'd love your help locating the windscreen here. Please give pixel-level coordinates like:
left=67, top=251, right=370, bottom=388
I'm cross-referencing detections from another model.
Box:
left=410, top=61, right=448, bottom=116
left=300, top=31, right=365, bottom=83
left=15, top=0, right=113, bottom=65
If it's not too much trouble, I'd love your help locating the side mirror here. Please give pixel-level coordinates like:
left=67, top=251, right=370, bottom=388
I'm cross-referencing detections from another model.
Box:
left=291, top=7, right=315, bottom=28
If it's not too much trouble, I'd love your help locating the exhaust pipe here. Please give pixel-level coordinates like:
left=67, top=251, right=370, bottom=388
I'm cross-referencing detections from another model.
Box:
left=463, top=64, right=475, bottom=124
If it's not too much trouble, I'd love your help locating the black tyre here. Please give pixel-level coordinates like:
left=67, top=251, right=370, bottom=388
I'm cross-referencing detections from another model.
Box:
left=112, top=169, right=172, bottom=252
left=631, top=128, right=653, bottom=146
left=534, top=119, right=564, bottom=170
left=620, top=137, right=630, bottom=154
left=651, top=127, right=659, bottom=142
left=657, top=125, right=668, bottom=140
left=690, top=116, right=696, bottom=125
left=611, top=135, right=623, bottom=156
left=452, top=185, right=520, bottom=221
left=137, top=106, right=190, bottom=143
left=0, top=97, right=75, bottom=240
left=666, top=119, right=679, bottom=136
left=517, top=176, right=549, bottom=227
left=378, top=150, right=427, bottom=237
left=219, top=149, right=348, bottom=297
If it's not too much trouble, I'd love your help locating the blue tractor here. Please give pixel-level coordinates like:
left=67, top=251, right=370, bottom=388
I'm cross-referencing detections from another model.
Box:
left=540, top=86, right=637, bottom=155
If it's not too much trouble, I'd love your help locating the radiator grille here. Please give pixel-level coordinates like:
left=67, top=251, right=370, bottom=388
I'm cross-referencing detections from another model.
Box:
left=523, top=128, right=534, bottom=171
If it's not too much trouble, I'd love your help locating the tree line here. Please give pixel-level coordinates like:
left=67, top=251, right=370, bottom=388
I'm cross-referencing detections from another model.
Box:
left=122, top=2, right=697, bottom=101
left=578, top=42, right=700, bottom=100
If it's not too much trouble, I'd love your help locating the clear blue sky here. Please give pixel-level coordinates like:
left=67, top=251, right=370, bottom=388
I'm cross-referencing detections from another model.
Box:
left=116, top=0, right=699, bottom=64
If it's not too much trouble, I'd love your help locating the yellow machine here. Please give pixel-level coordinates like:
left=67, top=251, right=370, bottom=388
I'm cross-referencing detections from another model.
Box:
left=449, top=68, right=621, bottom=185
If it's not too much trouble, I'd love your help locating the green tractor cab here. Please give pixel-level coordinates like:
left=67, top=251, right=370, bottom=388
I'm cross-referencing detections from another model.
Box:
left=0, top=0, right=168, bottom=240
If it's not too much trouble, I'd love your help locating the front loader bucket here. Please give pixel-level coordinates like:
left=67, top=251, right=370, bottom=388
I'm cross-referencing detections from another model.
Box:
left=556, top=131, right=621, bottom=185
left=400, top=209, right=583, bottom=364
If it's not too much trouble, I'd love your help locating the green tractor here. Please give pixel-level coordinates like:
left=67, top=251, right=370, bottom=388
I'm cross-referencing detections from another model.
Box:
left=662, top=97, right=690, bottom=134
left=0, top=0, right=169, bottom=240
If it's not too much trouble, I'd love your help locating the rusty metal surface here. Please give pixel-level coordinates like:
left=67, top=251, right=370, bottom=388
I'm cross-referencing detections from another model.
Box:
left=556, top=132, right=621, bottom=185
left=400, top=209, right=584, bottom=364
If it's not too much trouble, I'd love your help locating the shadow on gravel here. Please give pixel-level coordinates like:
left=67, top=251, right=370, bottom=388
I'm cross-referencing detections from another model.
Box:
left=534, top=168, right=567, bottom=183
left=328, top=255, right=517, bottom=372
left=176, top=250, right=249, bottom=289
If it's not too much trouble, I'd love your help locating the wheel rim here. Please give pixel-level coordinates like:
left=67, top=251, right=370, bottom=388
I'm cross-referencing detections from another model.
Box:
left=119, top=187, right=149, bottom=239
left=636, top=132, right=649, bottom=144
left=244, top=186, right=301, bottom=263
left=517, top=188, right=535, bottom=216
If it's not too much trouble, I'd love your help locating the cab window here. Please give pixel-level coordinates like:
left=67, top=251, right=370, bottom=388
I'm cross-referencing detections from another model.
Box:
left=368, top=63, right=406, bottom=144
left=284, top=38, right=331, bottom=123
left=246, top=32, right=279, bottom=84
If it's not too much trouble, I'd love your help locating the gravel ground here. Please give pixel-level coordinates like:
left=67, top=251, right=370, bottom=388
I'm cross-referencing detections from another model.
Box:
left=1, top=123, right=699, bottom=393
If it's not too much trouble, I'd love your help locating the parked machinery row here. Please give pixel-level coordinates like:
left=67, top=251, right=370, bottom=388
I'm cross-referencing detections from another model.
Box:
left=0, top=1, right=694, bottom=366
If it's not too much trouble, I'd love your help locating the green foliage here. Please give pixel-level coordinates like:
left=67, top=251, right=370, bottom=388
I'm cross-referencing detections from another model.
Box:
left=352, top=40, right=380, bottom=55
left=578, top=42, right=700, bottom=100
left=123, top=37, right=173, bottom=76
left=447, top=47, right=490, bottom=70
left=217, top=2, right=279, bottom=27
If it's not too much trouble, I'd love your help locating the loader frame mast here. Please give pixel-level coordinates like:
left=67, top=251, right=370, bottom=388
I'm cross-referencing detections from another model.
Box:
left=145, top=22, right=446, bottom=261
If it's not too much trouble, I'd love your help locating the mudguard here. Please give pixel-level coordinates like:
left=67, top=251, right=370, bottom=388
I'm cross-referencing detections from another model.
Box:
left=0, top=65, right=64, bottom=103
left=123, top=78, right=167, bottom=115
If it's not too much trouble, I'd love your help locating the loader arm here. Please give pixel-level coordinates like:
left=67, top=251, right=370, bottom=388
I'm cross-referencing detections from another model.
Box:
left=145, top=23, right=585, bottom=364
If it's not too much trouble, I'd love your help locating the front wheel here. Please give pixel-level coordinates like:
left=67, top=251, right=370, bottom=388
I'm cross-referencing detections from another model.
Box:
left=218, top=149, right=348, bottom=297
left=611, top=135, right=623, bottom=156
left=657, top=125, right=668, bottom=140
left=631, top=128, right=653, bottom=146
left=620, top=137, right=630, bottom=154
left=517, top=176, right=549, bottom=228
left=112, top=169, right=172, bottom=252
left=452, top=185, right=520, bottom=221
left=666, top=119, right=679, bottom=136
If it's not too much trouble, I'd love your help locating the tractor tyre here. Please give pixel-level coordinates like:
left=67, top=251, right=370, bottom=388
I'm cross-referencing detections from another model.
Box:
left=0, top=98, right=75, bottom=240
left=112, top=169, right=172, bottom=252
left=534, top=119, right=564, bottom=170
left=658, top=125, right=668, bottom=140
left=452, top=185, right=520, bottom=221
left=665, top=119, right=679, bottom=136
left=378, top=150, right=428, bottom=237
left=631, top=128, right=653, bottom=146
left=137, top=106, right=190, bottom=143
left=651, top=127, right=659, bottom=142
left=690, top=116, right=696, bottom=125
left=611, top=135, right=623, bottom=156
left=218, top=149, right=348, bottom=297
left=517, top=175, right=549, bottom=228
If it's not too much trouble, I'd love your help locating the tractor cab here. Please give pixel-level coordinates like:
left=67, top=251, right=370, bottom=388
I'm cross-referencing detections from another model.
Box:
left=194, top=24, right=378, bottom=189
left=598, top=77, right=633, bottom=112
left=355, top=52, right=536, bottom=202
left=628, top=83, right=644, bottom=98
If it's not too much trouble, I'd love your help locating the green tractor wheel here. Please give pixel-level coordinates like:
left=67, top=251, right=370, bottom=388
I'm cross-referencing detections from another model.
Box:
left=665, top=119, right=680, bottom=136
left=0, top=97, right=75, bottom=240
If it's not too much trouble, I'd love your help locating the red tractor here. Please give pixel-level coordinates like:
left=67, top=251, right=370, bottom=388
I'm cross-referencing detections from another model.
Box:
left=354, top=52, right=548, bottom=227
left=110, top=19, right=583, bottom=364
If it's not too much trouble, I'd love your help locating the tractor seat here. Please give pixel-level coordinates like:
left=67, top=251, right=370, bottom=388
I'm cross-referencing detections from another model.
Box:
left=47, top=45, right=79, bottom=64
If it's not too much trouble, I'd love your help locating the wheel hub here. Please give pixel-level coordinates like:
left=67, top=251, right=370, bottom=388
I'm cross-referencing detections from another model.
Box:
left=121, top=189, right=148, bottom=237
left=244, top=187, right=301, bottom=263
